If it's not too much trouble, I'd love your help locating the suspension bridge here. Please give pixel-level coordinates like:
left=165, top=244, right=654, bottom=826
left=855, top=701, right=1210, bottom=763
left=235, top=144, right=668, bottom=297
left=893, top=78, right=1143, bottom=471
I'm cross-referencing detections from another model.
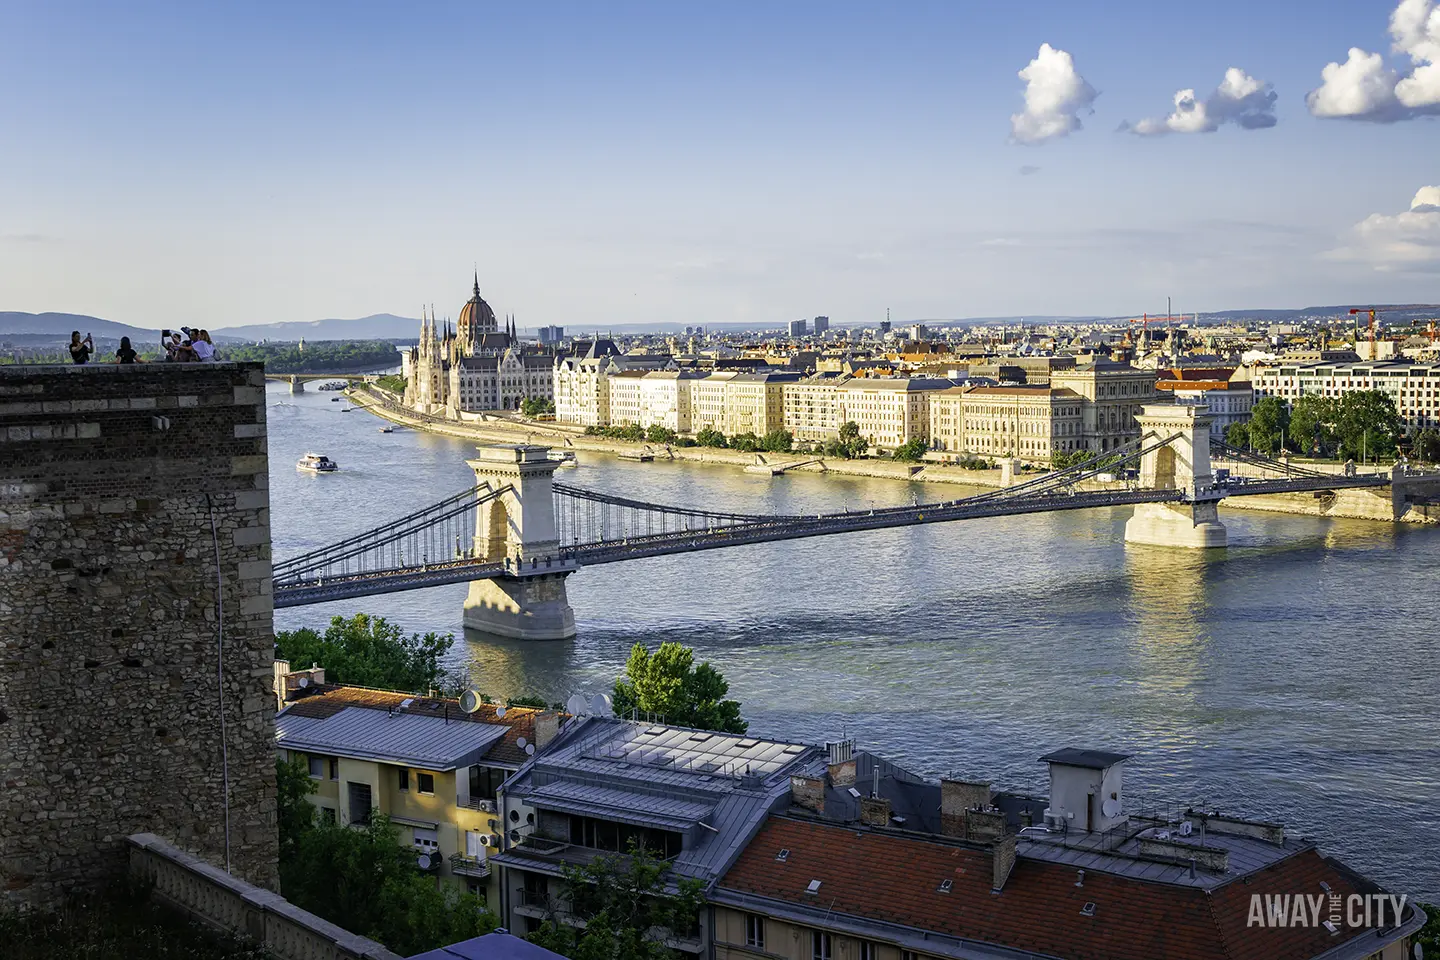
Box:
left=270, top=403, right=1407, bottom=639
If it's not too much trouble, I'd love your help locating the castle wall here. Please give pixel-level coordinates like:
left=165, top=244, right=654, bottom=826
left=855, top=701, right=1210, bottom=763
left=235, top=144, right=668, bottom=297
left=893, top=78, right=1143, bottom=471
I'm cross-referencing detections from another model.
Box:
left=0, top=362, right=279, bottom=909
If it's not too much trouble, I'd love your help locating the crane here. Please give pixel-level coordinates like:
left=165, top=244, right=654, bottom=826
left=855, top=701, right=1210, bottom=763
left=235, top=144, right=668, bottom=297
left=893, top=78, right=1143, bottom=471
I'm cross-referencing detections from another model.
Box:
left=1348, top=307, right=1378, bottom=354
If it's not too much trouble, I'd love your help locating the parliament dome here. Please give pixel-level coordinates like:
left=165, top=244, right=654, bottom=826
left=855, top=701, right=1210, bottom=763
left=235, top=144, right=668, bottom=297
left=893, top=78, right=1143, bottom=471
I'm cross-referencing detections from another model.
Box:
left=457, top=272, right=498, bottom=339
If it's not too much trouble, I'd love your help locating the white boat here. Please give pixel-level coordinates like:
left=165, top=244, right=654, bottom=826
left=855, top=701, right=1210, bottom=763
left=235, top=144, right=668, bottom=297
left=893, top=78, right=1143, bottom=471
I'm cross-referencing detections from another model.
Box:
left=297, top=453, right=339, bottom=473
left=548, top=450, right=578, bottom=467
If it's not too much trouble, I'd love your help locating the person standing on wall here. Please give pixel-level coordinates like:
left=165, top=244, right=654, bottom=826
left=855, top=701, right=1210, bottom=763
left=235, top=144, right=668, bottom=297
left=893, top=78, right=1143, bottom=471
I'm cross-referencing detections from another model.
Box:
left=115, top=336, right=138, bottom=364
left=69, top=331, right=93, bottom=364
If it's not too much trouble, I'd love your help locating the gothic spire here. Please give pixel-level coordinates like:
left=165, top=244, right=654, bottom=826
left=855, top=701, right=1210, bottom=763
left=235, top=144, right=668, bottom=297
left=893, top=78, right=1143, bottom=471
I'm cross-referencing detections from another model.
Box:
left=473, top=268, right=481, bottom=299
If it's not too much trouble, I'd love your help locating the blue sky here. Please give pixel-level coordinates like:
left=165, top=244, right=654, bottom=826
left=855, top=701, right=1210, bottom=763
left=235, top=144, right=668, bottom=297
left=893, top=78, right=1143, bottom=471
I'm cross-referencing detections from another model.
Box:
left=2, top=0, right=1436, bottom=330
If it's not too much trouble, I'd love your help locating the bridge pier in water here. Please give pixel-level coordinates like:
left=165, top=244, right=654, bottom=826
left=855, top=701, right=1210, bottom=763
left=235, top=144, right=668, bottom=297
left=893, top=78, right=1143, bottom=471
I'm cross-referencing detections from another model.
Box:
left=463, top=445, right=577, bottom=641
left=288, top=376, right=304, bottom=394
left=1124, top=404, right=1227, bottom=548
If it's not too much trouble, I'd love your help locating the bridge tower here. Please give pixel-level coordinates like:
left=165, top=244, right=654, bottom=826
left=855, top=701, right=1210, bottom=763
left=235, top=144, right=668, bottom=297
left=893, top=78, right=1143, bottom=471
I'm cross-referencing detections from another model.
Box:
left=1124, top=403, right=1227, bottom=549
left=288, top=375, right=304, bottom=394
left=462, top=444, right=577, bottom=641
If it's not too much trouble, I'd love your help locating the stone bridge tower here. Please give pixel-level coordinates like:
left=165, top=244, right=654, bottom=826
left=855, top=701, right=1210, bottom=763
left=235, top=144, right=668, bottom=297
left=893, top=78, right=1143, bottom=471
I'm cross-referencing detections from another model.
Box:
left=462, top=445, right=576, bottom=641
left=1124, top=403, right=1227, bottom=548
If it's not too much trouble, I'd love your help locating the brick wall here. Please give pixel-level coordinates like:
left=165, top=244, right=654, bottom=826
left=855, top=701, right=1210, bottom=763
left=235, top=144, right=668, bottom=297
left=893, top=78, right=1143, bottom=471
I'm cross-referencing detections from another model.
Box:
left=0, top=362, right=278, bottom=909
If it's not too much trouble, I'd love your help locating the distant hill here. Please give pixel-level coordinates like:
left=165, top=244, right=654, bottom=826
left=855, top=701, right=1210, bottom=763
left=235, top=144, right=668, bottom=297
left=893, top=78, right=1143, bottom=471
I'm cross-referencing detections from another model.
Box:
left=0, top=311, right=160, bottom=341
left=212, top=313, right=419, bottom=341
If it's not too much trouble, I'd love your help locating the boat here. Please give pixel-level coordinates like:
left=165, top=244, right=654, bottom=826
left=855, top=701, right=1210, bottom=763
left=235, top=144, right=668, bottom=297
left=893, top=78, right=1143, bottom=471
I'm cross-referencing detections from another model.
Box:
left=379, top=426, right=393, bottom=434
left=317, top=381, right=348, bottom=391
left=297, top=453, right=339, bottom=473
left=330, top=397, right=341, bottom=402
left=547, top=450, right=577, bottom=466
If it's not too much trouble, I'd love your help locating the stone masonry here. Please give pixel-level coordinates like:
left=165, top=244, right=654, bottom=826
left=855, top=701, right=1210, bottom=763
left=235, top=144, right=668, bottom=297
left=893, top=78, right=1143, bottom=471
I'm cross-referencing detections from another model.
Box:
left=0, top=362, right=278, bottom=910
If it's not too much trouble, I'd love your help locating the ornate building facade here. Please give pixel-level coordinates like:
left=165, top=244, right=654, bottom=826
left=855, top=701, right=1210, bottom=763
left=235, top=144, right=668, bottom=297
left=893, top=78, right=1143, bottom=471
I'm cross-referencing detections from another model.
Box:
left=403, top=274, right=555, bottom=415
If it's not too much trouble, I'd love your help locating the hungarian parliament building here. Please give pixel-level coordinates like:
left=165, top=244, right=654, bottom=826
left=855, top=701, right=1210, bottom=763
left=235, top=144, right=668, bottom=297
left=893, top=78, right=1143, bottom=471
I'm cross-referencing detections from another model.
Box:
left=401, top=274, right=555, bottom=414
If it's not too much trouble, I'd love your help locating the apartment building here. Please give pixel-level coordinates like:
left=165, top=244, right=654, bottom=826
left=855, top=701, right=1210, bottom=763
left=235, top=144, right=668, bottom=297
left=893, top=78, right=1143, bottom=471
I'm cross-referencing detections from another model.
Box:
left=1156, top=368, right=1253, bottom=438
left=1252, top=360, right=1440, bottom=431
left=275, top=685, right=562, bottom=903
left=782, top=374, right=849, bottom=443
left=711, top=747, right=1424, bottom=960
left=552, top=340, right=623, bottom=426
left=929, top=386, right=1085, bottom=462
left=835, top=378, right=952, bottom=451
left=1050, top=362, right=1160, bottom=453
left=692, top=371, right=740, bottom=432
left=639, top=370, right=703, bottom=433
left=724, top=372, right=799, bottom=437
left=488, top=717, right=825, bottom=956
left=606, top=370, right=647, bottom=426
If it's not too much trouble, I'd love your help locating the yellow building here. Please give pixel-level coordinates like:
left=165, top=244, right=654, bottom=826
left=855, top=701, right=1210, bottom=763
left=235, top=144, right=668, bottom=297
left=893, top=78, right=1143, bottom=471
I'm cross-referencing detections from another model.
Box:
left=276, top=686, right=561, bottom=904
left=834, top=378, right=950, bottom=451
left=929, top=386, right=1084, bottom=462
left=1050, top=361, right=1159, bottom=453
left=691, top=372, right=739, bottom=432
left=782, top=374, right=848, bottom=443
left=723, top=372, right=797, bottom=437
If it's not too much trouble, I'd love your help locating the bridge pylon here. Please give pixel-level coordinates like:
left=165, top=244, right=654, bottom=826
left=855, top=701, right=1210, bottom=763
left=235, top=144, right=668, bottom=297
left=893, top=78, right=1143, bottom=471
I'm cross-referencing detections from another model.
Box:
left=288, top=375, right=304, bottom=394
left=462, top=444, right=577, bottom=641
left=1124, top=403, right=1227, bottom=549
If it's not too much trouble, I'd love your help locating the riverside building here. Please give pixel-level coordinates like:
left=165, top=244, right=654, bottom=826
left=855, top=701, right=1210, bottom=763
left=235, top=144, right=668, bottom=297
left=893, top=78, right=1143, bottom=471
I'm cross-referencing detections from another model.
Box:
left=1050, top=361, right=1161, bottom=453
left=1251, top=360, right=1440, bottom=432
left=929, top=385, right=1085, bottom=461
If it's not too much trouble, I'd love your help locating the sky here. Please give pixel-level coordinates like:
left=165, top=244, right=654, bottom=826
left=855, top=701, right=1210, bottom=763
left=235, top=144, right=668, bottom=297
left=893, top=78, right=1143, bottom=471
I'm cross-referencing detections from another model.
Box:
left=1, top=0, right=1438, bottom=331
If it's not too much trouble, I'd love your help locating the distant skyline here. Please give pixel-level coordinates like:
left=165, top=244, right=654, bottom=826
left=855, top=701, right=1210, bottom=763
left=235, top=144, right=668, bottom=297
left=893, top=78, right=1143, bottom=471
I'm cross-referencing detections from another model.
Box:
left=2, top=1, right=1437, bottom=330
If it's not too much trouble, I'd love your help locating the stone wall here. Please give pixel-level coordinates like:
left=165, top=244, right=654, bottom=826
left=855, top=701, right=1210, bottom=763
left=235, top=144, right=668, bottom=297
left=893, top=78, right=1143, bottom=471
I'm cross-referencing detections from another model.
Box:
left=0, top=362, right=278, bottom=909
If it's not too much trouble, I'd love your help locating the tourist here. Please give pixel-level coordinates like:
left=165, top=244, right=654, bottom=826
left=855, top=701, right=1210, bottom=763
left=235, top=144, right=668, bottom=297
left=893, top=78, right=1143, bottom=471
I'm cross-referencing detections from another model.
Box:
left=68, top=331, right=93, bottom=364
left=162, top=331, right=182, bottom=361
left=115, top=336, right=138, bottom=364
left=192, top=329, right=217, bottom=362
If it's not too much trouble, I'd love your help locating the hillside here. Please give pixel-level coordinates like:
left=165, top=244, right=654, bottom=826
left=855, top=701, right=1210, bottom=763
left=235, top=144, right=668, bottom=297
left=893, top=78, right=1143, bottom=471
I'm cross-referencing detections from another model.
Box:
left=212, top=313, right=419, bottom=340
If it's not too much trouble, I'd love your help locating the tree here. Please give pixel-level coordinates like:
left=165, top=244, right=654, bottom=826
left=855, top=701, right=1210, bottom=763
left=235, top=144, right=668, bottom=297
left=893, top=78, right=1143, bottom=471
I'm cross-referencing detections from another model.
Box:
left=1223, top=421, right=1249, bottom=449
left=1414, top=429, right=1440, bottom=463
left=618, top=423, right=645, bottom=442
left=275, top=614, right=461, bottom=694
left=1287, top=396, right=1337, bottom=456
left=1246, top=397, right=1289, bottom=454
left=760, top=429, right=793, bottom=453
left=823, top=421, right=869, bottom=459
left=694, top=427, right=727, bottom=448
left=520, top=397, right=556, bottom=417
left=1336, top=390, right=1403, bottom=461
left=611, top=642, right=746, bottom=733
left=729, top=432, right=760, bottom=452
left=646, top=425, right=678, bottom=444
left=280, top=813, right=497, bottom=956
left=527, top=845, right=704, bottom=960
left=891, top=437, right=928, bottom=462
left=276, top=756, right=316, bottom=861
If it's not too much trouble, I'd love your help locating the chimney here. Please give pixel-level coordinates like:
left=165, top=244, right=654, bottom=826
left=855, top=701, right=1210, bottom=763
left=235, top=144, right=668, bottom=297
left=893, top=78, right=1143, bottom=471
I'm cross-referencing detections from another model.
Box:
left=940, top=778, right=991, bottom=838
left=533, top=711, right=561, bottom=750
left=790, top=775, right=826, bottom=814
left=859, top=796, right=891, bottom=828
left=826, top=739, right=856, bottom=787
left=991, top=835, right=1017, bottom=893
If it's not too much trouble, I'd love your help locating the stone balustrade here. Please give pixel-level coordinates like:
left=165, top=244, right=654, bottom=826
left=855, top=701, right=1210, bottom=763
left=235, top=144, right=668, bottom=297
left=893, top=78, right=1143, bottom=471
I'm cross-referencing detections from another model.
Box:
left=127, top=833, right=403, bottom=960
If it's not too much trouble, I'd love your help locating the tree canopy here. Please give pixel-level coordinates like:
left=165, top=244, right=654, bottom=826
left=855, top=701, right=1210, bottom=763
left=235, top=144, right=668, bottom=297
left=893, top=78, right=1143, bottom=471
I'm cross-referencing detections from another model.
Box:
left=224, top=339, right=399, bottom=373
left=1246, top=397, right=1288, bottom=454
left=1414, top=429, right=1440, bottom=463
left=822, top=421, right=869, bottom=459
left=1335, top=390, right=1403, bottom=461
left=275, top=613, right=460, bottom=694
left=526, top=845, right=705, bottom=960
left=891, top=437, right=929, bottom=462
left=611, top=642, right=747, bottom=733
left=1287, top=396, right=1336, bottom=456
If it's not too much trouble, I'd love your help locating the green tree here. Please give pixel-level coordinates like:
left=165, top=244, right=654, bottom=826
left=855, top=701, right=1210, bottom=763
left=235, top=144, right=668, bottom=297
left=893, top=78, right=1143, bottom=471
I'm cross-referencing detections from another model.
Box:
left=729, top=432, right=761, bottom=452
left=275, top=614, right=460, bottom=694
left=1416, top=902, right=1440, bottom=958
left=280, top=813, right=497, bottom=956
left=823, top=421, right=868, bottom=459
left=1336, top=390, right=1403, bottom=461
left=760, top=429, right=794, bottom=453
left=1223, top=421, right=1249, bottom=449
left=1246, top=397, right=1289, bottom=454
left=527, top=845, right=704, bottom=960
left=276, top=756, right=316, bottom=861
left=520, top=397, right=557, bottom=417
left=1414, top=429, right=1440, bottom=463
left=891, top=437, right=928, bottom=462
left=611, top=642, right=746, bottom=733
left=694, top=427, right=727, bottom=448
left=1287, top=396, right=1337, bottom=456
left=618, top=423, right=645, bottom=442
left=646, top=424, right=678, bottom=444
left=223, top=339, right=400, bottom=373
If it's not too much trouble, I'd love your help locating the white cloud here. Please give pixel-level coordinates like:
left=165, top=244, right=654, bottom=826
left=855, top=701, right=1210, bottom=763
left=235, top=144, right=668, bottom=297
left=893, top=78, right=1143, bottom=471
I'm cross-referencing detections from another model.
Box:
left=1125, top=68, right=1278, bottom=135
left=1329, top=186, right=1440, bottom=271
left=1010, top=43, right=1098, bottom=144
left=1307, top=0, right=1440, bottom=121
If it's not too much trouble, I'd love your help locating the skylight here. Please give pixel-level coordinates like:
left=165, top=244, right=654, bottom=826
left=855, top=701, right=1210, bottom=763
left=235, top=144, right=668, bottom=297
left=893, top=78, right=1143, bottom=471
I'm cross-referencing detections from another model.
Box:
left=805, top=879, right=822, bottom=895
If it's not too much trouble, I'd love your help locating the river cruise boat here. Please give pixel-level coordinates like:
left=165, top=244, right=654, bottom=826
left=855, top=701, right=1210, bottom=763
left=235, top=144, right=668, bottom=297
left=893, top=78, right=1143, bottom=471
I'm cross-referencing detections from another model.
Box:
left=548, top=450, right=578, bottom=466
left=297, top=453, right=339, bottom=473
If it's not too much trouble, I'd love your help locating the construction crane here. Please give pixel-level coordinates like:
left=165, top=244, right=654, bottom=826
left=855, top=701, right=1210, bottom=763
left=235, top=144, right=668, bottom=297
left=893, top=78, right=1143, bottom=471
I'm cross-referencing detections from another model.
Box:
left=1348, top=308, right=1379, bottom=356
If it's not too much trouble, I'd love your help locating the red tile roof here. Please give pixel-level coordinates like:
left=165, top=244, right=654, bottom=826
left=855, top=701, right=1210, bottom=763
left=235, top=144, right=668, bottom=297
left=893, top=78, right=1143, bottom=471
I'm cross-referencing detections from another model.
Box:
left=282, top=685, right=548, bottom=766
left=718, top=816, right=1389, bottom=960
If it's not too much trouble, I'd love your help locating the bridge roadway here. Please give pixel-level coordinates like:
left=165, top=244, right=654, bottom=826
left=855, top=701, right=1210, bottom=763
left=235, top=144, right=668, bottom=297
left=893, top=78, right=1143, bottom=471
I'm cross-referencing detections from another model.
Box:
left=270, top=471, right=1387, bottom=609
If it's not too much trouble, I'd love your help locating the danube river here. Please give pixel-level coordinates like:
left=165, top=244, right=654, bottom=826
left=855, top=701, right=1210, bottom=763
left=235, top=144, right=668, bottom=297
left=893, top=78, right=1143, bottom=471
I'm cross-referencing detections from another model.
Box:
left=267, top=383, right=1440, bottom=899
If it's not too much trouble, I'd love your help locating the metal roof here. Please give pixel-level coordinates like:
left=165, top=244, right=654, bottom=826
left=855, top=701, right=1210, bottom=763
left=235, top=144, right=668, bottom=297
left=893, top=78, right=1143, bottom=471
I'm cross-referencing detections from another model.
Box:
left=276, top=705, right=507, bottom=771
left=1038, top=747, right=1131, bottom=769
left=406, top=932, right=567, bottom=960
left=527, top=781, right=714, bottom=832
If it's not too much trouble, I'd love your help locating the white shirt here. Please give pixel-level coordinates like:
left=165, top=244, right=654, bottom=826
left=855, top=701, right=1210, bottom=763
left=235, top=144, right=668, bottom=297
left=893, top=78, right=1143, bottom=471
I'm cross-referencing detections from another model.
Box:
left=191, top=339, right=215, bottom=361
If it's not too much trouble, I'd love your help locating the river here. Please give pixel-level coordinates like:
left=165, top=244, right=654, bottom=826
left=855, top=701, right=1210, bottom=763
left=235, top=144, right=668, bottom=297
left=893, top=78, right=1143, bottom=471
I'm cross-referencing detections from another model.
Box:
left=266, top=381, right=1440, bottom=900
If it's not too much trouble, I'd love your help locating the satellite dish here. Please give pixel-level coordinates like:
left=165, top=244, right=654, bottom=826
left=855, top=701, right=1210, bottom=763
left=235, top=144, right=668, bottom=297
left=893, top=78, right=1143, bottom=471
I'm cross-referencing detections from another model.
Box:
left=495, top=705, right=507, bottom=719
left=1101, top=798, right=1121, bottom=818
left=517, top=737, right=528, bottom=749
left=525, top=744, right=536, bottom=756
left=459, top=690, right=481, bottom=714
left=297, top=677, right=310, bottom=688
left=589, top=693, right=613, bottom=718
left=566, top=694, right=587, bottom=716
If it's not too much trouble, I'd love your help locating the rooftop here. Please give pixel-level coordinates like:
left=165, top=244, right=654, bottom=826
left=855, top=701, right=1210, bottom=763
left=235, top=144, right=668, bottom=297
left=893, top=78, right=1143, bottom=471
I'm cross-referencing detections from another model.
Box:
left=1039, top=748, right=1131, bottom=770
left=277, top=705, right=506, bottom=771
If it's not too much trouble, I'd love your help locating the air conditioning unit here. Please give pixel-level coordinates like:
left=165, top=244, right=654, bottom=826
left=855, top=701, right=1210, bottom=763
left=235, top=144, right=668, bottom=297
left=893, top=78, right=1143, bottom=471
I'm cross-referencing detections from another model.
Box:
left=1043, top=808, right=1067, bottom=832
left=1179, top=821, right=1193, bottom=836
left=479, top=834, right=492, bottom=847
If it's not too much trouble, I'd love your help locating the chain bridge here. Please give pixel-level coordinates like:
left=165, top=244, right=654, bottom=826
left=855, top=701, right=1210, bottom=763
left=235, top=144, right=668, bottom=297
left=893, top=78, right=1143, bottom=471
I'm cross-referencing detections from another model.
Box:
left=272, top=403, right=1403, bottom=639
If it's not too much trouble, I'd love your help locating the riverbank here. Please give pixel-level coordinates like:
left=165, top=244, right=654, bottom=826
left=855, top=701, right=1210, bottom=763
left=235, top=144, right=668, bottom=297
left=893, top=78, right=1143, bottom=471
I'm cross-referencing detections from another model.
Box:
left=349, top=388, right=1438, bottom=524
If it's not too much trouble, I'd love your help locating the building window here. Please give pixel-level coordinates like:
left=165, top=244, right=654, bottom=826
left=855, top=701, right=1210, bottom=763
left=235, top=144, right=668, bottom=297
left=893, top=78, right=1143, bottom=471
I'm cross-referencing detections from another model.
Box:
left=308, top=756, right=324, bottom=779
left=859, top=943, right=880, bottom=960
left=811, top=931, right=832, bottom=960
left=320, top=806, right=336, bottom=824
left=745, top=913, right=765, bottom=948
left=398, top=768, right=409, bottom=792
left=329, top=759, right=339, bottom=781
left=418, top=772, right=435, bottom=795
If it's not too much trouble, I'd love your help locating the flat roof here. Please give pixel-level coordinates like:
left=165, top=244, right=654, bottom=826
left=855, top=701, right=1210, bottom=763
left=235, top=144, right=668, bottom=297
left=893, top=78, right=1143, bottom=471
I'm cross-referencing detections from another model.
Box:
left=1039, top=747, right=1130, bottom=769
left=277, top=705, right=507, bottom=771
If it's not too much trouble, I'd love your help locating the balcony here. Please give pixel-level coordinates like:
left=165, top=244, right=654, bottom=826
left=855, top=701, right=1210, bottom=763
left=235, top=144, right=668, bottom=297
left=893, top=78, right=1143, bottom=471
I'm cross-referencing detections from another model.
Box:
left=459, top=797, right=497, bottom=814
left=449, top=854, right=491, bottom=879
